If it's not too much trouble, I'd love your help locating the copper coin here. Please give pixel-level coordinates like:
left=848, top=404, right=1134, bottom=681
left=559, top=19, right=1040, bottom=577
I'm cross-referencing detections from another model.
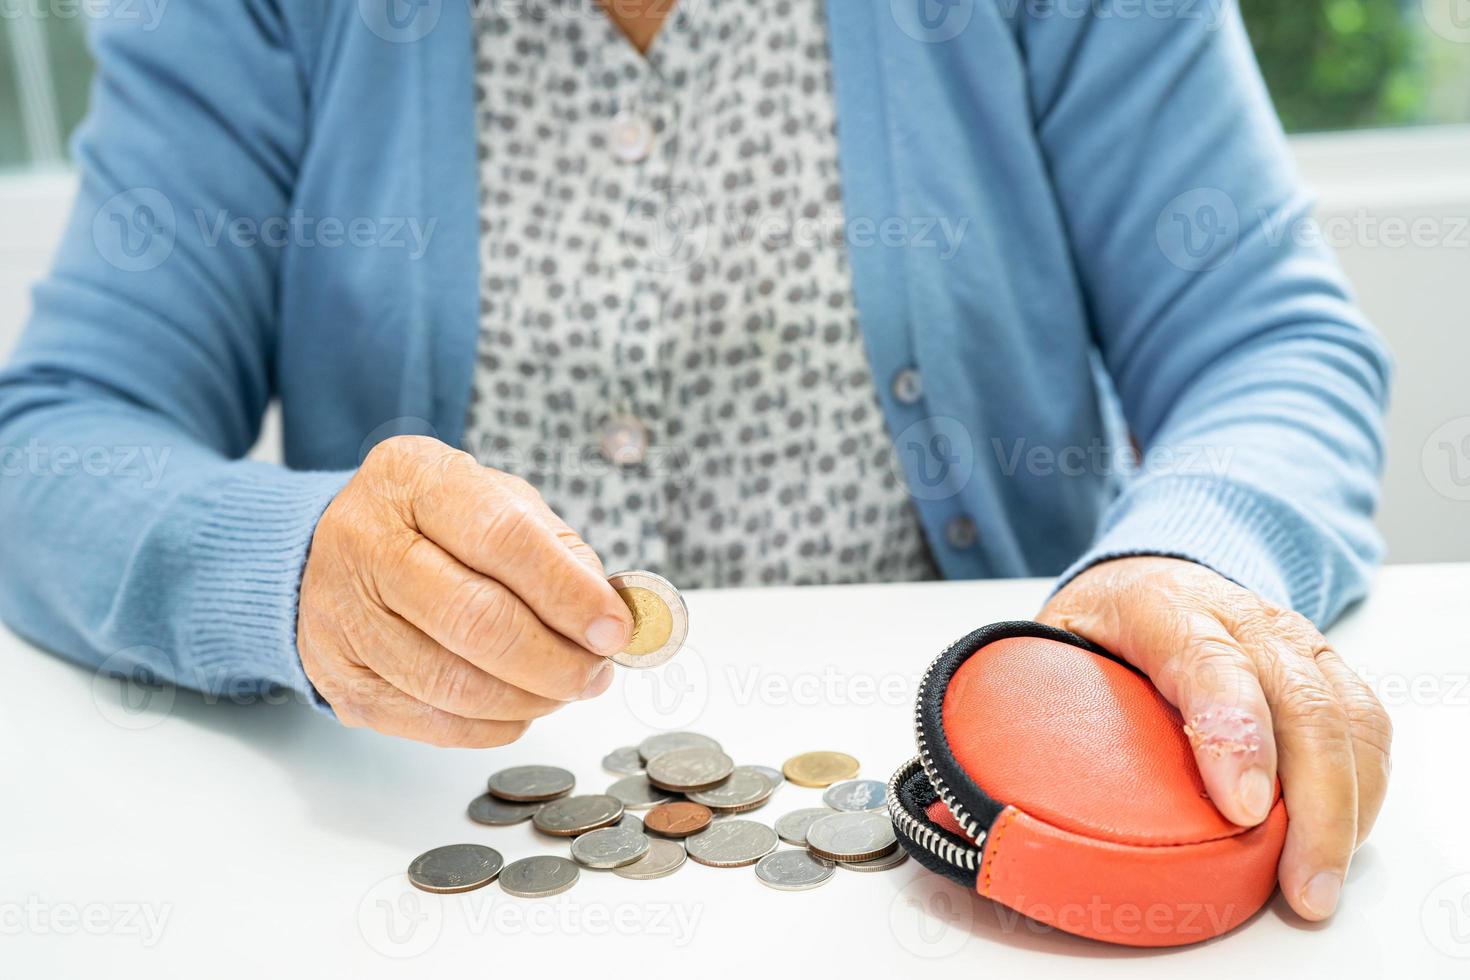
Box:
left=644, top=801, right=713, bottom=839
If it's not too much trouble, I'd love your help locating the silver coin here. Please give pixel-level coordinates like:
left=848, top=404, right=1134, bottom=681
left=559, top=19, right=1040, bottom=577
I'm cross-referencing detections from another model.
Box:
left=805, top=811, right=897, bottom=862
left=606, top=774, right=677, bottom=810
left=499, top=855, right=580, bottom=898
left=646, top=746, right=735, bottom=792
left=407, top=844, right=503, bottom=894
left=755, top=849, right=835, bottom=891
left=637, top=731, right=722, bottom=763
left=467, top=793, right=542, bottom=826
left=774, top=807, right=838, bottom=846
left=532, top=794, right=625, bottom=836
left=570, top=826, right=652, bottom=869
left=613, top=838, right=687, bottom=880
left=618, top=812, right=644, bottom=833
left=602, top=746, right=645, bottom=775
left=687, top=767, right=772, bottom=812
left=487, top=765, right=575, bottom=802
left=822, top=779, right=888, bottom=812
left=608, top=570, right=689, bottom=669
left=840, top=848, right=911, bottom=873
left=748, top=765, right=784, bottom=790
left=685, top=819, right=779, bottom=868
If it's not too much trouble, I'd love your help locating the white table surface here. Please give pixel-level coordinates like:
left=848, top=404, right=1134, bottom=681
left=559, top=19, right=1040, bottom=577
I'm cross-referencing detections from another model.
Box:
left=2, top=565, right=1467, bottom=978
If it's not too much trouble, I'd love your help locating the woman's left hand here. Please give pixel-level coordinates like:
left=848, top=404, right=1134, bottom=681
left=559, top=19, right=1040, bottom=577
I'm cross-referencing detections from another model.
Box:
left=1038, top=556, right=1392, bottom=922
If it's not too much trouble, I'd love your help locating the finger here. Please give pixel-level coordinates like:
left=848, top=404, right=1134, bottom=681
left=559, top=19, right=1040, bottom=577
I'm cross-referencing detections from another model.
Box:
left=1315, top=648, right=1392, bottom=848
left=345, top=603, right=569, bottom=721
left=374, top=533, right=616, bottom=702
left=1263, top=656, right=1359, bottom=921
left=320, top=665, right=532, bottom=748
left=407, top=452, right=632, bottom=656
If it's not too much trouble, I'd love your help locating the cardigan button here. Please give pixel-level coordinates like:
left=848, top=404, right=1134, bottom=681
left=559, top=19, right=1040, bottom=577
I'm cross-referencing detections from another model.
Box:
left=891, top=367, right=924, bottom=405
left=945, top=516, right=978, bottom=550
left=610, top=110, right=655, bottom=164
left=600, top=414, right=649, bottom=467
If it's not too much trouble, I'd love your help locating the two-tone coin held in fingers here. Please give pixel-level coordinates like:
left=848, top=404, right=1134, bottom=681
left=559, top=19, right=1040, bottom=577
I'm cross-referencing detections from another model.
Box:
left=607, top=570, right=688, bottom=669
left=407, top=844, right=503, bottom=894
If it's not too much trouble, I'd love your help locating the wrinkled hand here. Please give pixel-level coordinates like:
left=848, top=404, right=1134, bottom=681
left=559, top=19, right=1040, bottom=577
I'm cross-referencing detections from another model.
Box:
left=297, top=436, right=633, bottom=747
left=1038, top=556, right=1391, bottom=922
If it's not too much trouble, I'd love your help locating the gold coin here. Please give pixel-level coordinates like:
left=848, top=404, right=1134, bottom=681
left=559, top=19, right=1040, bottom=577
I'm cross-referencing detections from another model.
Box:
left=618, top=587, right=673, bottom=655
left=782, top=751, right=860, bottom=788
left=608, top=571, right=688, bottom=669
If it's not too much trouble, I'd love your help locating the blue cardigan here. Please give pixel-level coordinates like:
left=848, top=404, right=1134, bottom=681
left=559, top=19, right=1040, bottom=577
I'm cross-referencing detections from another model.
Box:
left=0, top=0, right=1390, bottom=704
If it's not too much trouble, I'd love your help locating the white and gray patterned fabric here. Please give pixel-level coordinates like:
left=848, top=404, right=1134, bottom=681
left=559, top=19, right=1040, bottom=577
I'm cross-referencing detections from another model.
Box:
left=464, top=0, right=937, bottom=587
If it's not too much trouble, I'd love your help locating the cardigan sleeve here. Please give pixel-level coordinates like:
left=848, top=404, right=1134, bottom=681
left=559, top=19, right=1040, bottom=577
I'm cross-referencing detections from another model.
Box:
left=1020, top=3, right=1393, bottom=625
left=0, top=0, right=349, bottom=705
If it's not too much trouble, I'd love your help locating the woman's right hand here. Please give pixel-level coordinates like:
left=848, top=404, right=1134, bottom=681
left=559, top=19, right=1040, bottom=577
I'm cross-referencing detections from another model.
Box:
left=296, top=436, right=634, bottom=746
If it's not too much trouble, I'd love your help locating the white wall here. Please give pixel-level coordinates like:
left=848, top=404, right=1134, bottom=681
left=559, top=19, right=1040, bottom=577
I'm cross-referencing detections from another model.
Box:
left=3, top=129, right=1469, bottom=562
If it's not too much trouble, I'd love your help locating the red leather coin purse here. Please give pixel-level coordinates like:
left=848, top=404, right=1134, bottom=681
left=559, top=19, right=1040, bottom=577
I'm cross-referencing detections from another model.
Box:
left=888, top=621, right=1287, bottom=947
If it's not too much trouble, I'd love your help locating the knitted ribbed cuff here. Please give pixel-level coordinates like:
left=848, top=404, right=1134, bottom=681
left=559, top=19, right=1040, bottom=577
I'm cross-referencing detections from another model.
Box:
left=184, top=463, right=352, bottom=715
left=1055, top=475, right=1331, bottom=623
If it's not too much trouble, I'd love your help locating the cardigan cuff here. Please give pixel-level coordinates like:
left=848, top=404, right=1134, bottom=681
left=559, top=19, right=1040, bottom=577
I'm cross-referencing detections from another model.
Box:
left=1055, top=475, right=1334, bottom=624
left=184, top=464, right=351, bottom=716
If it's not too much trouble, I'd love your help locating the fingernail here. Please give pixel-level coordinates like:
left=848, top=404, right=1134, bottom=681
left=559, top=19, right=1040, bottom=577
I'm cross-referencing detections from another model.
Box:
left=1301, top=872, right=1342, bottom=919
left=580, top=662, right=614, bottom=700
left=1236, top=766, right=1273, bottom=824
left=586, top=617, right=629, bottom=657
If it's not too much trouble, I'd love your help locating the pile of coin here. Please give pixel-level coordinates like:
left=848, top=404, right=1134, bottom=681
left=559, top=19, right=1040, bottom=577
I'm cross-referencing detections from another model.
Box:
left=406, top=734, right=905, bottom=897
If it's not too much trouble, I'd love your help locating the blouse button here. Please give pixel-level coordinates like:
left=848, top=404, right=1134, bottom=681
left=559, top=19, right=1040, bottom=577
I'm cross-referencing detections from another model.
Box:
left=610, top=110, right=655, bottom=164
left=891, top=367, right=924, bottom=405
left=945, top=516, right=978, bottom=550
left=600, top=414, right=649, bottom=466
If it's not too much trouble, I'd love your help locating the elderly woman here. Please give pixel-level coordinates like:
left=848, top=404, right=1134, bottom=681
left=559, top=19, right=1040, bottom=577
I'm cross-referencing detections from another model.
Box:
left=0, top=0, right=1390, bottom=923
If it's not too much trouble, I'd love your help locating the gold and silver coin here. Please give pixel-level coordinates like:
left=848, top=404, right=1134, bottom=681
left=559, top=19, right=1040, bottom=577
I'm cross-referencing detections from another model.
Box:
left=608, top=570, right=688, bottom=669
left=569, top=826, right=652, bottom=869
left=755, top=849, right=835, bottom=891
left=637, top=731, right=722, bottom=763
left=467, top=793, right=542, bottom=826
left=645, top=746, right=735, bottom=793
left=685, top=819, right=779, bottom=868
left=499, top=856, right=580, bottom=898
left=532, top=794, right=625, bottom=837
left=805, top=811, right=897, bottom=863
left=686, top=767, right=773, bottom=813
left=602, top=746, right=645, bottom=775
left=487, top=765, right=575, bottom=802
left=822, top=779, right=887, bottom=812
left=613, top=838, right=688, bottom=880
left=407, top=844, right=503, bottom=894
left=606, top=774, right=677, bottom=810
left=840, top=848, right=910, bottom=873
left=782, top=751, right=860, bottom=788
left=774, top=807, right=838, bottom=846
